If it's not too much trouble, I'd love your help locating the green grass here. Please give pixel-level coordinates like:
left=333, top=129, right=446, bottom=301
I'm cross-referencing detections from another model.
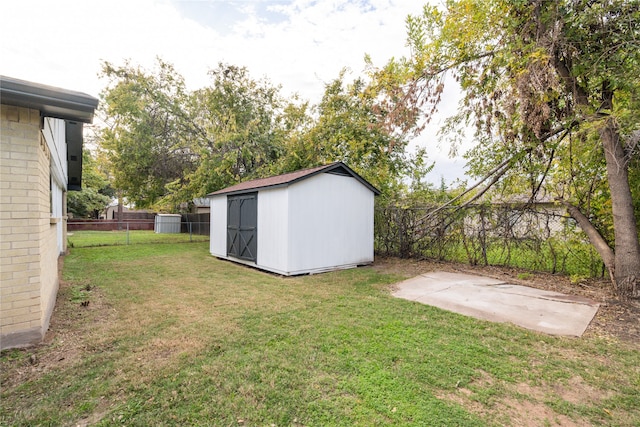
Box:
left=1, top=243, right=638, bottom=426
left=67, top=230, right=209, bottom=248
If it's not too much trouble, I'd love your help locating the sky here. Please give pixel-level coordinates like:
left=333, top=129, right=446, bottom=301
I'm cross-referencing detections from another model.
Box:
left=1, top=0, right=469, bottom=184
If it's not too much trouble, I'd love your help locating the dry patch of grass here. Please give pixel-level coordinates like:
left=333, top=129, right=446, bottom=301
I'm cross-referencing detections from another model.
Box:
left=435, top=371, right=623, bottom=426
left=499, top=397, right=582, bottom=427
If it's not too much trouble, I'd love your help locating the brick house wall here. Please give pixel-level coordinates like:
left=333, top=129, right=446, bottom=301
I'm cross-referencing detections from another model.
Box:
left=0, top=105, right=56, bottom=348
left=0, top=76, right=98, bottom=351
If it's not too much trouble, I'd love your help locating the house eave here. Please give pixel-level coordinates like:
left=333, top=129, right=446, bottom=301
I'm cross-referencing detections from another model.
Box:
left=0, top=75, right=98, bottom=123
left=1, top=76, right=98, bottom=191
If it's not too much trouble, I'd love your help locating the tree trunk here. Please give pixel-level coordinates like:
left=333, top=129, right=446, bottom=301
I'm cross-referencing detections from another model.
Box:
left=117, top=192, right=124, bottom=231
left=559, top=199, right=615, bottom=276
left=601, top=117, right=640, bottom=299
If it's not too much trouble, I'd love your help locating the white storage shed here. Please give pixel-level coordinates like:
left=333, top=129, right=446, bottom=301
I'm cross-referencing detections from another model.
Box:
left=208, top=162, right=380, bottom=275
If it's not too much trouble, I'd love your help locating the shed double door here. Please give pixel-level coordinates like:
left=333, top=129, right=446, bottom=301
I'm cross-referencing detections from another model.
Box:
left=226, top=193, right=257, bottom=262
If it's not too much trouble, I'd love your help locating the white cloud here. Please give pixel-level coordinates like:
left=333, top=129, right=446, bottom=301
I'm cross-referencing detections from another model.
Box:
left=2, top=0, right=424, bottom=99
left=1, top=0, right=213, bottom=95
left=1, top=0, right=469, bottom=182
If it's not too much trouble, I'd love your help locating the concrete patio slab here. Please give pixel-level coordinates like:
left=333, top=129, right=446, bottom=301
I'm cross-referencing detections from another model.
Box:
left=392, top=271, right=599, bottom=336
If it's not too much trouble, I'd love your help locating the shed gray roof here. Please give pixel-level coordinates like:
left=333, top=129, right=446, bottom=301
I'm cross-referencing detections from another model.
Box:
left=208, top=162, right=381, bottom=196
left=0, top=75, right=98, bottom=123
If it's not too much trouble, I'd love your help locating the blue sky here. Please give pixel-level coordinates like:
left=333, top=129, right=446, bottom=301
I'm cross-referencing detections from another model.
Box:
left=173, top=1, right=291, bottom=31
left=1, top=0, right=468, bottom=183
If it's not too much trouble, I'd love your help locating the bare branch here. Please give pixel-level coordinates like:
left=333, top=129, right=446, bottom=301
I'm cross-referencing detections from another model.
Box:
left=413, top=150, right=523, bottom=235
left=418, top=51, right=496, bottom=81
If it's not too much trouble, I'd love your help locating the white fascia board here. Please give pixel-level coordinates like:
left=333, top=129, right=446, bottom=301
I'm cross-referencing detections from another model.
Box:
left=43, top=117, right=67, bottom=188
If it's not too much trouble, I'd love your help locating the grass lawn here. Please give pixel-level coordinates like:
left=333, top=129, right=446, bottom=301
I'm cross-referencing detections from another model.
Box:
left=1, top=242, right=639, bottom=426
left=67, top=230, right=209, bottom=248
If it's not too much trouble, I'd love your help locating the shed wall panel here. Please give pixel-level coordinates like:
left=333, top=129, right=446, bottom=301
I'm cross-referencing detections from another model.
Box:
left=209, top=196, right=227, bottom=257
left=256, top=188, right=289, bottom=273
left=287, top=173, right=374, bottom=274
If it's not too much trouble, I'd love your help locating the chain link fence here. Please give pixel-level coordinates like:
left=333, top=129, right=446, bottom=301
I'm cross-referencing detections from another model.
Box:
left=67, top=215, right=209, bottom=248
left=375, top=203, right=605, bottom=278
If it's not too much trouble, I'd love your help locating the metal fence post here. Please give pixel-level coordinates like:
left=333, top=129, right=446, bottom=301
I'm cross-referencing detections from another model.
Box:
left=126, top=222, right=130, bottom=245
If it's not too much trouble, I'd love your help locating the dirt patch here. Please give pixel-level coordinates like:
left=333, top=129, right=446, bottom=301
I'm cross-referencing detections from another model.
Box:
left=438, top=376, right=605, bottom=426
left=0, top=275, right=115, bottom=390
left=373, top=256, right=640, bottom=346
left=436, top=381, right=589, bottom=426
left=554, top=376, right=614, bottom=406
left=497, top=396, right=585, bottom=427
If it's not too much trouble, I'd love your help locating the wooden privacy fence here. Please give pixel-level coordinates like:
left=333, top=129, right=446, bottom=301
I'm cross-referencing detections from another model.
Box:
left=68, top=219, right=154, bottom=231
left=374, top=203, right=605, bottom=278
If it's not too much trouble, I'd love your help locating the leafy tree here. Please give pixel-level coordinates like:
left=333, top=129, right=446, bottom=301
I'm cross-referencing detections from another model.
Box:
left=98, top=59, right=424, bottom=210
left=256, top=97, right=315, bottom=176
left=99, top=59, right=196, bottom=209
left=99, top=61, right=294, bottom=211
left=177, top=63, right=290, bottom=203
left=372, top=0, right=640, bottom=298
left=67, top=150, right=113, bottom=218
left=269, top=70, right=426, bottom=195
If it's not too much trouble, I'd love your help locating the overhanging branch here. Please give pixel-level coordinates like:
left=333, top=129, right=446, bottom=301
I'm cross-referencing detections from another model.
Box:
left=412, top=151, right=522, bottom=238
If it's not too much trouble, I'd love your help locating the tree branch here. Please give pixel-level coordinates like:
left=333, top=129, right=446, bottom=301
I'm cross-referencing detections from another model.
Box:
left=553, top=56, right=589, bottom=106
left=420, top=51, right=496, bottom=81
left=556, top=198, right=615, bottom=278
left=413, top=150, right=522, bottom=240
left=413, top=153, right=514, bottom=225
